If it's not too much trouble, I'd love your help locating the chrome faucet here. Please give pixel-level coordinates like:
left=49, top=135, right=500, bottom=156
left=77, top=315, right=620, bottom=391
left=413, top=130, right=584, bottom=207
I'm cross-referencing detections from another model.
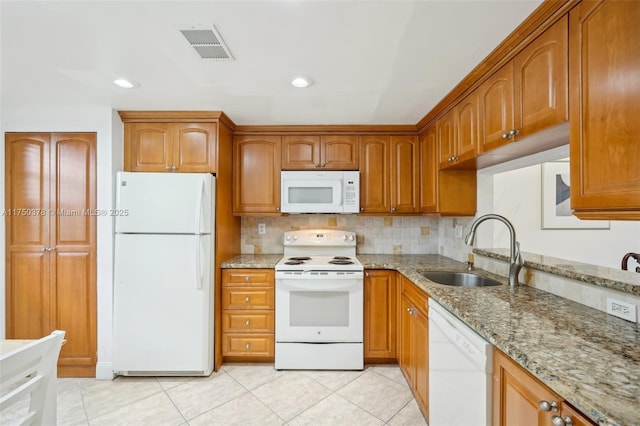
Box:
left=464, top=214, right=524, bottom=286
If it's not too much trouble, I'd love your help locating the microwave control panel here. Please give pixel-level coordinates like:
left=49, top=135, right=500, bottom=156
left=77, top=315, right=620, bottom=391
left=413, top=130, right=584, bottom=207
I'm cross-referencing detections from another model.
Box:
left=343, top=171, right=359, bottom=213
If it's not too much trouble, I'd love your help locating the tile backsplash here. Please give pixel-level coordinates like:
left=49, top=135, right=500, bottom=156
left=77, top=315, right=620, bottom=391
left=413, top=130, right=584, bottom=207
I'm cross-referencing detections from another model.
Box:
left=241, top=215, right=440, bottom=255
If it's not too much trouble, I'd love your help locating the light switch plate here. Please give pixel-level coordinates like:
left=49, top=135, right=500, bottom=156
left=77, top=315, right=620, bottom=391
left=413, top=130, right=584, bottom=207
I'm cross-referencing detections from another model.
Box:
left=454, top=224, right=463, bottom=239
left=258, top=223, right=266, bottom=235
left=606, top=298, right=637, bottom=322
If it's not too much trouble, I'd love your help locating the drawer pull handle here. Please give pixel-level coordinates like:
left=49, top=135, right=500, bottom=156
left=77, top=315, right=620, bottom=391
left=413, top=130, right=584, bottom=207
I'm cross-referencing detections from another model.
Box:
left=245, top=320, right=250, bottom=326
left=245, top=343, right=250, bottom=349
left=245, top=296, right=250, bottom=302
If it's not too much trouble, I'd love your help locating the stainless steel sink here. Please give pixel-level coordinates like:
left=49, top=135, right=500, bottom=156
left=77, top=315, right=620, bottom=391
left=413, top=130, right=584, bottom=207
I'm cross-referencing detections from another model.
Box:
left=420, top=271, right=502, bottom=287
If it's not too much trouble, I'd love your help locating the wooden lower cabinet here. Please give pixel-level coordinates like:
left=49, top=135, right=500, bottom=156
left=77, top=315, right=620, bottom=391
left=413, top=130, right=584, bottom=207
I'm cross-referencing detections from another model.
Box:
left=493, top=349, right=595, bottom=426
left=397, top=274, right=429, bottom=419
left=364, top=270, right=396, bottom=361
left=221, top=269, right=274, bottom=361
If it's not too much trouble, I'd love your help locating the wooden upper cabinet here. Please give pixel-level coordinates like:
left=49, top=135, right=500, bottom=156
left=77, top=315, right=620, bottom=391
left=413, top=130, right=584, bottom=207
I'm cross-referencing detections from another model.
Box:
left=513, top=15, right=568, bottom=139
left=420, top=125, right=476, bottom=216
left=321, top=135, right=359, bottom=170
left=125, top=123, right=172, bottom=171
left=359, top=135, right=390, bottom=213
left=172, top=123, right=217, bottom=172
left=281, top=135, right=320, bottom=170
left=233, top=135, right=282, bottom=214
left=419, top=126, right=438, bottom=213
left=281, top=135, right=358, bottom=170
left=481, top=15, right=568, bottom=153
left=390, top=136, right=419, bottom=213
left=569, top=0, right=640, bottom=220
left=480, top=61, right=515, bottom=152
left=440, top=92, right=480, bottom=169
left=124, top=122, right=217, bottom=172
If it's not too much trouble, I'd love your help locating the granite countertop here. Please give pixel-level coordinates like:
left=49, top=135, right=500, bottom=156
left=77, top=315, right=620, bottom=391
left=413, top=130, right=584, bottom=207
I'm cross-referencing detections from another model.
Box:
left=221, top=254, right=640, bottom=426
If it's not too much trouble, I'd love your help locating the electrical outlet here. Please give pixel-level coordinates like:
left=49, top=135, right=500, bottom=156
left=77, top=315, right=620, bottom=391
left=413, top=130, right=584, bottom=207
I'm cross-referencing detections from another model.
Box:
left=454, top=224, right=463, bottom=239
left=258, top=223, right=266, bottom=235
left=606, top=298, right=637, bottom=322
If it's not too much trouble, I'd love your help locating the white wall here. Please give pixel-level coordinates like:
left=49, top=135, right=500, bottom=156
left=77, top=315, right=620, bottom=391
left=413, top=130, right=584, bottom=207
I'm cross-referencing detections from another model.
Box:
left=477, top=146, right=640, bottom=269
left=1, top=106, right=122, bottom=379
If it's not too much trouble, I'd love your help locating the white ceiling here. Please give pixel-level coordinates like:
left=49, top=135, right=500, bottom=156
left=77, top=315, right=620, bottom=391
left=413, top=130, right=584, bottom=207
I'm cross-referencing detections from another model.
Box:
left=0, top=0, right=543, bottom=125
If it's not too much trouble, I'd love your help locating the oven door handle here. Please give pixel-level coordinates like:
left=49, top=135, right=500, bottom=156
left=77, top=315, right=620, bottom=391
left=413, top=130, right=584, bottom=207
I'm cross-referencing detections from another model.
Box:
left=277, top=279, right=360, bottom=292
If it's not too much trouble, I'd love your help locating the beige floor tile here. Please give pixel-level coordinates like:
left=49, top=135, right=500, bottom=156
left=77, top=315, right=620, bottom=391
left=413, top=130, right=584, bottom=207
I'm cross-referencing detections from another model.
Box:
left=57, top=382, right=88, bottom=426
left=337, top=370, right=413, bottom=422
left=367, top=365, right=410, bottom=387
left=301, top=369, right=366, bottom=391
left=288, top=394, right=385, bottom=426
left=387, top=399, right=427, bottom=426
left=251, top=374, right=331, bottom=421
left=189, top=392, right=284, bottom=426
left=89, top=391, right=184, bottom=426
left=80, top=377, right=163, bottom=420
left=223, top=364, right=284, bottom=390
left=166, top=373, right=246, bottom=420
left=156, top=372, right=218, bottom=391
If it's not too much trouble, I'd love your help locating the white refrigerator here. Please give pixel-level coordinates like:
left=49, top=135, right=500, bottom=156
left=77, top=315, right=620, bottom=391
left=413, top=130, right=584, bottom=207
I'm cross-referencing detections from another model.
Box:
left=113, top=172, right=215, bottom=376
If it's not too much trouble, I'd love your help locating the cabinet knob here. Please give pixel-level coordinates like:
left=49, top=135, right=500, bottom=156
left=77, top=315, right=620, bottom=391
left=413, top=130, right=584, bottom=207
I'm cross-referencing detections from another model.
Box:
left=321, top=163, right=326, bottom=168
left=509, top=129, right=520, bottom=137
left=172, top=166, right=178, bottom=171
left=245, top=276, right=250, bottom=281
left=501, top=133, right=510, bottom=139
left=551, top=416, right=573, bottom=426
left=365, top=272, right=370, bottom=277
left=453, top=156, right=458, bottom=161
left=539, top=400, right=558, bottom=412
left=315, top=164, right=321, bottom=168
left=276, top=207, right=280, bottom=212
left=245, top=296, right=251, bottom=302
left=391, top=207, right=396, bottom=212
left=360, top=207, right=364, bottom=212
left=245, top=319, right=250, bottom=326
left=245, top=343, right=251, bottom=349
left=165, top=166, right=172, bottom=170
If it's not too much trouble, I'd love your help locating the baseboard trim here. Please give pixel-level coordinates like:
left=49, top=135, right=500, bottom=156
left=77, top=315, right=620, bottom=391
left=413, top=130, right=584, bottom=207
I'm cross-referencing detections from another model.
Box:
left=95, top=362, right=115, bottom=380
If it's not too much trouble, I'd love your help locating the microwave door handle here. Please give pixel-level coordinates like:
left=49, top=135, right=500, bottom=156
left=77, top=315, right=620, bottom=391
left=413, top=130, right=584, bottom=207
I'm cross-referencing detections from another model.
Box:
left=336, top=181, right=343, bottom=206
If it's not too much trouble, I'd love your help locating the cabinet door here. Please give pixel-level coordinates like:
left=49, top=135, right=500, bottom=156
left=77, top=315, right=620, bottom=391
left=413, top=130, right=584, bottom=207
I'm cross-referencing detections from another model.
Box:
left=173, top=123, right=217, bottom=172
left=480, top=62, right=514, bottom=152
left=399, top=294, right=414, bottom=384
left=437, top=109, right=456, bottom=168
left=569, top=0, right=640, bottom=219
left=321, top=135, right=359, bottom=170
left=281, top=135, right=320, bottom=170
left=419, top=126, right=438, bottom=213
left=5, top=133, right=52, bottom=339
left=50, top=133, right=97, bottom=377
left=493, top=349, right=561, bottom=426
left=455, top=91, right=480, bottom=164
left=390, top=136, right=419, bottom=213
left=364, top=270, right=396, bottom=359
left=413, top=306, right=429, bottom=418
left=359, top=135, right=390, bottom=213
left=514, top=15, right=568, bottom=139
left=124, top=123, right=173, bottom=172
left=233, top=135, right=282, bottom=214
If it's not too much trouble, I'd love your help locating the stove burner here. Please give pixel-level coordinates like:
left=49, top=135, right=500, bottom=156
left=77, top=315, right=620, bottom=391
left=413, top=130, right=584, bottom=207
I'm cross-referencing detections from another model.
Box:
left=289, top=256, right=311, bottom=261
left=332, top=256, right=351, bottom=260
left=284, top=260, right=305, bottom=265
left=329, top=260, right=355, bottom=265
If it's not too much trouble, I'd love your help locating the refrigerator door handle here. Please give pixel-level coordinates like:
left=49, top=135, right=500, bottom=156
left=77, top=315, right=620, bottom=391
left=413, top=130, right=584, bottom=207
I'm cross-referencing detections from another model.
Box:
left=194, top=178, right=204, bottom=233
left=195, top=237, right=202, bottom=289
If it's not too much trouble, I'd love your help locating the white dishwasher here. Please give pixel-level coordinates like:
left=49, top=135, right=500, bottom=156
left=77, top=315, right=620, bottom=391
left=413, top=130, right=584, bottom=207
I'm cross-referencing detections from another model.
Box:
left=428, top=299, right=493, bottom=426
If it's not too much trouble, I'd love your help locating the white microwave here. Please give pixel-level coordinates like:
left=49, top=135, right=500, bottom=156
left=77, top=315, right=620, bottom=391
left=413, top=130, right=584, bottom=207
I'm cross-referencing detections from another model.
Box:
left=281, top=171, right=359, bottom=213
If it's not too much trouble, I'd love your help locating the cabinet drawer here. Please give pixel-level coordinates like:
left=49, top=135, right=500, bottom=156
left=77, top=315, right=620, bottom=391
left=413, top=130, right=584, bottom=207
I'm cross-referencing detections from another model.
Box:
left=222, top=334, right=274, bottom=356
left=222, top=310, right=274, bottom=333
left=222, top=269, right=274, bottom=287
left=222, top=288, right=274, bottom=309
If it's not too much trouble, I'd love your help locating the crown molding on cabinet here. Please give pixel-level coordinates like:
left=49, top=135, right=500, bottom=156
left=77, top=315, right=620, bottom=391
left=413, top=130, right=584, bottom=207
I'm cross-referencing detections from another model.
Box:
left=118, top=110, right=237, bottom=131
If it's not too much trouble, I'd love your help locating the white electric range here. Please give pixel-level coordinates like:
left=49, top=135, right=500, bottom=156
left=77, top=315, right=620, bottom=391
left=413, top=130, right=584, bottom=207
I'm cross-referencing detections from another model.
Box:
left=274, top=229, right=364, bottom=370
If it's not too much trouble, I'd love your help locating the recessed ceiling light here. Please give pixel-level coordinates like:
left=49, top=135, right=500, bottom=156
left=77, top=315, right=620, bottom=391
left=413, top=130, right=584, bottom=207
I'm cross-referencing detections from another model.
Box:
left=291, top=76, right=312, bottom=88
left=114, top=78, right=138, bottom=89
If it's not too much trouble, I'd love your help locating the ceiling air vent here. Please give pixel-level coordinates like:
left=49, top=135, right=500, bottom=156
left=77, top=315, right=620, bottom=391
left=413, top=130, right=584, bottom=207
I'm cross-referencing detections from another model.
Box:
left=180, top=26, right=234, bottom=60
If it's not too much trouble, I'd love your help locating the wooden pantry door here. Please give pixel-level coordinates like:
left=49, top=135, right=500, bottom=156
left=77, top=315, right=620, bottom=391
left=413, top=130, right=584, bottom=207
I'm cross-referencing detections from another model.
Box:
left=5, top=132, right=97, bottom=377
